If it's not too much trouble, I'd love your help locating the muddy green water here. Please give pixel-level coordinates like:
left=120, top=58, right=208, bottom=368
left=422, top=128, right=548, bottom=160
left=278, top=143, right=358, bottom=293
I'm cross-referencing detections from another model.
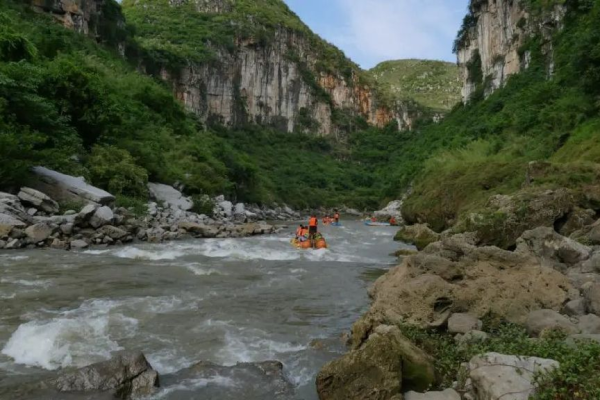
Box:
left=0, top=221, right=408, bottom=399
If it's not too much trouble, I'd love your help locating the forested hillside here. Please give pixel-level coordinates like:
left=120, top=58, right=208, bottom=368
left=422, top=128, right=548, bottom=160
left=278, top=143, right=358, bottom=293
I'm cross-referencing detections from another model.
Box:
left=397, top=0, right=600, bottom=247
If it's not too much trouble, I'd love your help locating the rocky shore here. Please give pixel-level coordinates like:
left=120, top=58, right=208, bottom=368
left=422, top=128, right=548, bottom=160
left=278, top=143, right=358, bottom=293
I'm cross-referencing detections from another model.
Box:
left=317, top=191, right=600, bottom=399
left=0, top=167, right=302, bottom=251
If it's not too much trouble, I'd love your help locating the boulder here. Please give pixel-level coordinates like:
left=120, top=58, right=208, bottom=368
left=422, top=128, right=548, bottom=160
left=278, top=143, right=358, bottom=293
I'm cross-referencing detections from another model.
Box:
left=90, top=207, right=114, bottom=229
left=5, top=239, right=21, bottom=249
left=465, top=188, right=575, bottom=249
left=0, top=192, right=30, bottom=222
left=352, top=234, right=572, bottom=338
left=97, top=225, right=128, bottom=240
left=17, top=187, right=59, bottom=214
left=584, top=283, right=600, bottom=315
left=0, top=213, right=26, bottom=228
left=374, top=200, right=404, bottom=222
left=60, top=223, right=74, bottom=235
left=25, top=223, right=53, bottom=243
left=448, top=313, right=482, bottom=334
left=562, top=298, right=587, bottom=316
left=558, top=208, right=596, bottom=237
left=516, top=227, right=591, bottom=269
left=50, top=239, right=67, bottom=250
left=160, top=361, right=292, bottom=399
left=316, top=325, right=435, bottom=400
left=47, top=352, right=158, bottom=399
left=219, top=200, right=233, bottom=217
left=0, top=224, right=13, bottom=239
left=78, top=204, right=98, bottom=220
left=147, top=182, right=192, bottom=211
left=467, top=353, right=559, bottom=400
left=70, top=239, right=89, bottom=249
left=178, top=222, right=219, bottom=238
left=394, top=224, right=440, bottom=250
left=31, top=166, right=115, bottom=205
left=566, top=334, right=600, bottom=346
left=525, top=309, right=579, bottom=337
left=404, top=389, right=461, bottom=400
left=456, top=330, right=490, bottom=346
left=577, top=314, right=600, bottom=334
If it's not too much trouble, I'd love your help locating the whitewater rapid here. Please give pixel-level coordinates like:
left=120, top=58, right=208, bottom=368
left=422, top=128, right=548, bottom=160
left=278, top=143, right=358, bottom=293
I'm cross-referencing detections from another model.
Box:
left=0, top=221, right=407, bottom=399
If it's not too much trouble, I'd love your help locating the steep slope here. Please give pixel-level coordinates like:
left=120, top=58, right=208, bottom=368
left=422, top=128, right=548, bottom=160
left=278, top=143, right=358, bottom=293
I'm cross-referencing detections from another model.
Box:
left=455, top=0, right=566, bottom=102
left=369, top=59, right=461, bottom=113
left=395, top=0, right=600, bottom=245
left=121, top=0, right=418, bottom=136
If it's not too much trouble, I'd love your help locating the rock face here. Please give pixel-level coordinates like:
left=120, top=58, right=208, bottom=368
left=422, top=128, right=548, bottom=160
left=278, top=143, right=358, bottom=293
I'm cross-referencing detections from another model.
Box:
left=516, top=227, right=591, bottom=270
left=316, top=325, right=435, bottom=400
left=466, top=353, right=559, bottom=400
left=448, top=313, right=483, bottom=334
left=29, top=0, right=124, bottom=41
left=352, top=233, right=572, bottom=341
left=456, top=0, right=565, bottom=102
left=30, top=167, right=115, bottom=206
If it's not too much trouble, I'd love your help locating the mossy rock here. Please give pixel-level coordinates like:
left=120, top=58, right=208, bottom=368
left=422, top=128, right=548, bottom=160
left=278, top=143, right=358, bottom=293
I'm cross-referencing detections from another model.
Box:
left=394, top=224, right=440, bottom=250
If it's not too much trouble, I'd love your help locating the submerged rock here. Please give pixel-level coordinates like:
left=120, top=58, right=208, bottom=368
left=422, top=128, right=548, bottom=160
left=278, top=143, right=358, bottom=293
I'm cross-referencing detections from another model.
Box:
left=316, top=325, right=435, bottom=400
left=160, top=360, right=293, bottom=399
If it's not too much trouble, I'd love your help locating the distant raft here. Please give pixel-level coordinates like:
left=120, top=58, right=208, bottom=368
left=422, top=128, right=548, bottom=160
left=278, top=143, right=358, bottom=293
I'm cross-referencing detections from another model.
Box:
left=291, top=236, right=328, bottom=249
left=364, top=221, right=391, bottom=226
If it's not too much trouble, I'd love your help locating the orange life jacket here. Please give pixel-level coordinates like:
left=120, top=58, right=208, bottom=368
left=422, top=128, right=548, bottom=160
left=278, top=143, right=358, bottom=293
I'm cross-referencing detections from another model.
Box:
left=309, top=217, right=318, bottom=227
left=300, top=228, right=309, bottom=236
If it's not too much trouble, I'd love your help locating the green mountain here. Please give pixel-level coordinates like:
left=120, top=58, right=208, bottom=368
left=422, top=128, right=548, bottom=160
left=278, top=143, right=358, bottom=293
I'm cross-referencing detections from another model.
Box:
left=369, top=59, right=461, bottom=112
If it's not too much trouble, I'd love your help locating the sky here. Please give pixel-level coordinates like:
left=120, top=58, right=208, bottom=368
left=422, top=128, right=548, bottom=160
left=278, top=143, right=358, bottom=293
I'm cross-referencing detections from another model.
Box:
left=283, top=0, right=470, bottom=69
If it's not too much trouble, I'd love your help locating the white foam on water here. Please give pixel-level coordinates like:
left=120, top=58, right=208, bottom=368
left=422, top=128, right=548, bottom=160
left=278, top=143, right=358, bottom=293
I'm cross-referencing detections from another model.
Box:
left=178, top=239, right=300, bottom=261
left=184, top=263, right=227, bottom=276
left=290, top=268, right=307, bottom=274
left=112, top=247, right=185, bottom=261
left=5, top=255, right=29, bottom=261
left=1, top=278, right=52, bottom=288
left=82, top=249, right=111, bottom=255
left=0, top=294, right=200, bottom=371
left=0, top=293, right=16, bottom=300
left=146, top=348, right=195, bottom=375
left=148, top=376, right=236, bottom=400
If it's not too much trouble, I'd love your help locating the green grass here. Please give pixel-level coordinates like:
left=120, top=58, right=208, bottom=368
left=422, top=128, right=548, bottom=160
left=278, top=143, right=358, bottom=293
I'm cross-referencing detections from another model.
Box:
left=369, top=59, right=461, bottom=112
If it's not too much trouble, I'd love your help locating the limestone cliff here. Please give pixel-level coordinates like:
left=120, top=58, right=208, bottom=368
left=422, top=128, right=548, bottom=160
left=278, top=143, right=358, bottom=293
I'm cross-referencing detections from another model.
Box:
left=123, top=0, right=417, bottom=136
left=456, top=0, right=565, bottom=102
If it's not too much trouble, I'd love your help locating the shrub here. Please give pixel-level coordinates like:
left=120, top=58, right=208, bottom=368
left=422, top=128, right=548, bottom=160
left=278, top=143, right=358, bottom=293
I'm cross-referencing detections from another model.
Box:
left=87, top=145, right=148, bottom=198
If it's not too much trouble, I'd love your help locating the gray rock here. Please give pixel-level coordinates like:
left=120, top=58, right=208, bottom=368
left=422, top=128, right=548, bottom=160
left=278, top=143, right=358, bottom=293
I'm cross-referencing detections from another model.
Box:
left=584, top=283, right=600, bottom=316
left=219, top=200, right=233, bottom=217
left=18, top=187, right=59, bottom=214
left=31, top=166, right=115, bottom=205
left=70, top=239, right=89, bottom=249
left=5, top=239, right=21, bottom=249
left=97, top=225, right=128, bottom=240
left=64, top=210, right=76, bottom=216
left=49, top=352, right=158, bottom=399
left=577, top=314, right=600, bottom=334
left=0, top=213, right=26, bottom=228
left=0, top=224, right=12, bottom=239
left=562, top=298, right=587, bottom=316
left=456, top=330, right=490, bottom=346
left=148, top=182, right=192, bottom=211
left=79, top=204, right=98, bottom=220
left=468, top=353, right=559, bottom=400
left=178, top=222, right=218, bottom=238
left=525, top=309, right=579, bottom=337
left=60, top=223, right=74, bottom=235
left=405, top=389, right=461, bottom=400
left=33, top=215, right=76, bottom=225
left=25, top=223, right=53, bottom=243
left=448, top=313, right=483, bottom=334
left=516, top=227, right=591, bottom=269
left=27, top=208, right=38, bottom=216
left=0, top=240, right=6, bottom=249
left=581, top=253, right=600, bottom=273
left=90, top=206, right=114, bottom=229
left=566, top=334, right=600, bottom=346
left=50, top=239, right=67, bottom=250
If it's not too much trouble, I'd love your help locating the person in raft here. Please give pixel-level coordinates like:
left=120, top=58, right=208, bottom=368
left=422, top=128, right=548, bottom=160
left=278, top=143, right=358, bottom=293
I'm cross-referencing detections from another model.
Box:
left=308, top=214, right=318, bottom=246
left=296, top=224, right=303, bottom=239
left=333, top=210, right=340, bottom=224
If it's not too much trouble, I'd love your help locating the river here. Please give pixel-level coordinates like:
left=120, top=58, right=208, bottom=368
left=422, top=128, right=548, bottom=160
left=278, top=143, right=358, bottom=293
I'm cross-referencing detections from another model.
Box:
left=0, top=221, right=406, bottom=399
